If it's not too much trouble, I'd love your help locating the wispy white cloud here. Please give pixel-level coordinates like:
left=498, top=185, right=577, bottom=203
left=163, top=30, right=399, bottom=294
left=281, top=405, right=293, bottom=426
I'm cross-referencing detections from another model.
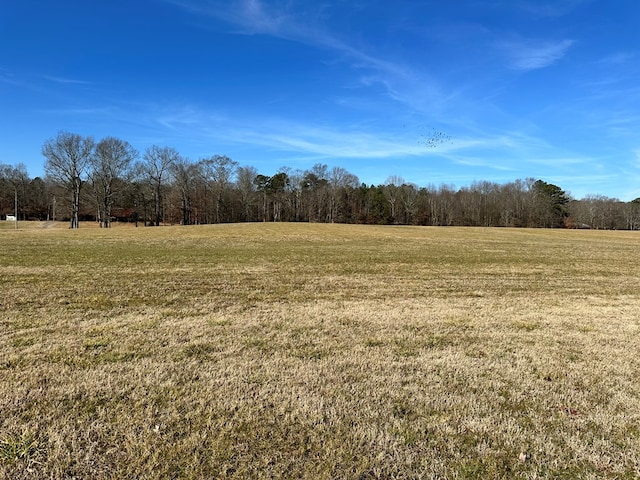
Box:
left=248, top=131, right=411, bottom=159
left=180, top=0, right=406, bottom=76
left=597, top=52, right=636, bottom=65
left=449, top=154, right=515, bottom=171
left=515, top=0, right=589, bottom=18
left=41, top=75, right=92, bottom=85
left=215, top=121, right=434, bottom=160
left=0, top=69, right=27, bottom=88
left=156, top=105, right=210, bottom=130
left=37, top=106, right=116, bottom=116
left=632, top=149, right=640, bottom=169
left=179, top=0, right=296, bottom=39
left=500, top=37, right=575, bottom=71
left=432, top=126, right=605, bottom=183
left=601, top=113, right=640, bottom=137
left=139, top=102, right=451, bottom=161
left=165, top=0, right=437, bottom=112
left=236, top=0, right=288, bottom=35
left=142, top=103, right=601, bottom=183
left=1, top=70, right=93, bottom=93
left=167, top=0, right=324, bottom=42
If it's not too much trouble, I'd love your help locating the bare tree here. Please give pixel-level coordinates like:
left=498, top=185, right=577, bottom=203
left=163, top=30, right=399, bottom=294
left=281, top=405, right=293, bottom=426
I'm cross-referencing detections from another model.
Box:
left=384, top=176, right=405, bottom=223
left=399, top=183, right=419, bottom=224
left=328, top=166, right=359, bottom=223
left=141, top=146, right=179, bottom=226
left=285, top=168, right=306, bottom=221
left=622, top=199, right=640, bottom=230
left=498, top=179, right=529, bottom=227
left=200, top=155, right=238, bottom=223
left=0, top=163, right=28, bottom=228
left=303, top=163, right=329, bottom=222
left=171, top=158, right=199, bottom=225
left=42, top=132, right=94, bottom=228
left=236, top=165, right=258, bottom=221
left=89, top=137, right=137, bottom=227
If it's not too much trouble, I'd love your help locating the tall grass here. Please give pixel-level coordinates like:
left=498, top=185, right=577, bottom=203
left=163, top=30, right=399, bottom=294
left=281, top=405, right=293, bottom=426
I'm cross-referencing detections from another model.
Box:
left=1, top=223, right=640, bottom=478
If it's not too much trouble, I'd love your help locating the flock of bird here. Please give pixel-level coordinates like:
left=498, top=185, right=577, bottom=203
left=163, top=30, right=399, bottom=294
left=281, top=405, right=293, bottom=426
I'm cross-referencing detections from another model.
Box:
left=420, top=128, right=453, bottom=148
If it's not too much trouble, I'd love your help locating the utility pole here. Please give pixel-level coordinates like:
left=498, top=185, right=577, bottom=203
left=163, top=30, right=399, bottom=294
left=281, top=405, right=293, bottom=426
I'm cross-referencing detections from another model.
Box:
left=14, top=186, right=18, bottom=230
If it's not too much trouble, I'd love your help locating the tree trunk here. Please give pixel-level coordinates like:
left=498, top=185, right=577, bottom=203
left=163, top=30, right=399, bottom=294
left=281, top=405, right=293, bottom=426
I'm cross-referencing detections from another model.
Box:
left=71, top=179, right=81, bottom=229
left=104, top=184, right=112, bottom=228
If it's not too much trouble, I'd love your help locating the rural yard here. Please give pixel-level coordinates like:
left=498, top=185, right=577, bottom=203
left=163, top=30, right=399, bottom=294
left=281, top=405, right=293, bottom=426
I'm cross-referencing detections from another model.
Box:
left=1, top=222, right=640, bottom=479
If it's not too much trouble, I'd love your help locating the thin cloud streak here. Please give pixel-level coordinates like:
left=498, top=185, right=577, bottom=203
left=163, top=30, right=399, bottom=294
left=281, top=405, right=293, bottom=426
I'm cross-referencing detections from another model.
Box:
left=141, top=103, right=442, bottom=160
left=41, top=75, right=92, bottom=85
left=37, top=106, right=117, bottom=116
left=227, top=0, right=394, bottom=78
left=166, top=0, right=433, bottom=109
left=500, top=38, right=575, bottom=71
left=516, top=0, right=588, bottom=18
left=0, top=69, right=30, bottom=89
left=144, top=103, right=598, bottom=177
left=597, top=52, right=636, bottom=65
left=211, top=123, right=437, bottom=160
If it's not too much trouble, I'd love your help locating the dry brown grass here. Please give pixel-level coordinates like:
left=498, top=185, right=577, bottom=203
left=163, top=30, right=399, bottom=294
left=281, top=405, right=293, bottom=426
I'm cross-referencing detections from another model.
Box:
left=1, top=223, right=640, bottom=478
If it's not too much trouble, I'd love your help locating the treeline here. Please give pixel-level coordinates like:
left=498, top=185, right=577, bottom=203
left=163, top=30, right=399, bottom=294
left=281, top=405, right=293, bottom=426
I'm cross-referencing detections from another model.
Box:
left=1, top=131, right=640, bottom=230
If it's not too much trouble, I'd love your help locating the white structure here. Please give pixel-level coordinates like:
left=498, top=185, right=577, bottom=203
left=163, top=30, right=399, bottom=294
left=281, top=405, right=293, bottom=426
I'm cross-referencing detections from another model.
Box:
left=6, top=215, right=16, bottom=221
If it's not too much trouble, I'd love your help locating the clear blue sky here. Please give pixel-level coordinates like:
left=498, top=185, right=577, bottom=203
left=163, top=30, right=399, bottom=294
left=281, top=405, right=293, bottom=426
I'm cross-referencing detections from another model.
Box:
left=1, top=0, right=639, bottom=200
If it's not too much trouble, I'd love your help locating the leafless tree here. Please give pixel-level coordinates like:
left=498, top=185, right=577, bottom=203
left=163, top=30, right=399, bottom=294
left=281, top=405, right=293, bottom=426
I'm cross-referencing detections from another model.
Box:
left=399, top=183, right=419, bottom=224
left=384, top=176, right=405, bottom=223
left=200, top=155, right=238, bottom=223
left=171, top=158, right=199, bottom=225
left=0, top=163, right=28, bottom=228
left=328, top=166, right=359, bottom=223
left=141, top=145, right=179, bottom=226
left=89, top=137, right=137, bottom=227
left=622, top=199, right=640, bottom=230
left=303, top=163, right=330, bottom=222
left=42, top=131, right=94, bottom=228
left=283, top=168, right=305, bottom=222
left=236, top=165, right=258, bottom=221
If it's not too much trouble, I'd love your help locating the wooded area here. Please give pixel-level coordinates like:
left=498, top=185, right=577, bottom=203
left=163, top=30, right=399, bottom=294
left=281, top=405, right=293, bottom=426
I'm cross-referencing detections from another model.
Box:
left=1, top=131, right=639, bottom=229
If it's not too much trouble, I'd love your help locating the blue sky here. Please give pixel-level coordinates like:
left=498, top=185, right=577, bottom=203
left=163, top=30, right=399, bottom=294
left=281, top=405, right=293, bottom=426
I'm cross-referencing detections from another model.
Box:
left=2, top=0, right=640, bottom=200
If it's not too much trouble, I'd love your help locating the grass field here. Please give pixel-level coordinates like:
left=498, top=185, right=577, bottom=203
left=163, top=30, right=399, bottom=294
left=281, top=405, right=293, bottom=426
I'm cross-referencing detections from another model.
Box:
left=1, top=222, right=640, bottom=479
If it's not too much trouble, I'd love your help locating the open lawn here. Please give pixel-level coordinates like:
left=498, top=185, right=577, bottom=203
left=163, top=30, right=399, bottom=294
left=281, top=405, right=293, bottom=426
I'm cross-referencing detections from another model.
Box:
left=1, top=222, right=640, bottom=479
